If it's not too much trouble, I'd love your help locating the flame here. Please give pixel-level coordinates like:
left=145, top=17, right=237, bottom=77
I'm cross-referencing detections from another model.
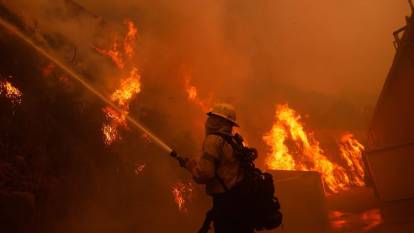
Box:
left=93, top=20, right=138, bottom=69
left=183, top=71, right=210, bottom=112
left=93, top=37, right=125, bottom=69
left=102, top=68, right=141, bottom=145
left=186, top=82, right=197, bottom=100
left=263, top=104, right=354, bottom=193
left=94, top=20, right=142, bottom=145
left=0, top=79, right=22, bottom=104
left=134, top=163, right=146, bottom=175
left=172, top=181, right=193, bottom=213
left=339, top=132, right=366, bottom=187
left=123, top=20, right=138, bottom=58
left=110, top=68, right=141, bottom=107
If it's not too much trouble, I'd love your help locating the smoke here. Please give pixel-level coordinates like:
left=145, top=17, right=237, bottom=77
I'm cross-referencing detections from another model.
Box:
left=0, top=0, right=411, bottom=232
left=76, top=0, right=411, bottom=137
left=3, top=0, right=411, bottom=133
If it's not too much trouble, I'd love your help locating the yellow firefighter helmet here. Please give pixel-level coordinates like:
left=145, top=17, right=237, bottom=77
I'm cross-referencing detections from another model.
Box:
left=207, top=103, right=239, bottom=127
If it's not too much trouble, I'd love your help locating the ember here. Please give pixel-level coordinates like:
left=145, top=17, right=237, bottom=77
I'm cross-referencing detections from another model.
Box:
left=134, top=163, right=146, bottom=175
left=102, top=106, right=127, bottom=145
left=172, top=181, right=193, bottom=213
left=0, top=79, right=22, bottom=104
left=263, top=104, right=366, bottom=194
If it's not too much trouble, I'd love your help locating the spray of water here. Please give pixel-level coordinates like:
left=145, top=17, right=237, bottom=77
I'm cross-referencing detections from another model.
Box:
left=0, top=17, right=173, bottom=153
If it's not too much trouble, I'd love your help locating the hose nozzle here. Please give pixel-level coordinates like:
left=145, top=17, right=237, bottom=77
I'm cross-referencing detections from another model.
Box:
left=170, top=150, right=188, bottom=168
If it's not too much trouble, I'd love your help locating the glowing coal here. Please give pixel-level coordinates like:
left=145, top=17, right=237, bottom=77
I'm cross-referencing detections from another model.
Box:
left=0, top=79, right=22, bottom=105
left=172, top=181, right=193, bottom=213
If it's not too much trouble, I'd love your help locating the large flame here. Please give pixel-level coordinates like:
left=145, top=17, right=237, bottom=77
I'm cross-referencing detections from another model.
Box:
left=102, top=68, right=141, bottom=145
left=172, top=181, right=193, bottom=213
left=110, top=68, right=141, bottom=108
left=0, top=79, right=22, bottom=104
left=263, top=104, right=365, bottom=193
left=93, top=20, right=142, bottom=145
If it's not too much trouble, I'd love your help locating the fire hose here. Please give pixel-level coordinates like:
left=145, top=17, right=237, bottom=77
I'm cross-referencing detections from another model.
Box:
left=0, top=17, right=187, bottom=166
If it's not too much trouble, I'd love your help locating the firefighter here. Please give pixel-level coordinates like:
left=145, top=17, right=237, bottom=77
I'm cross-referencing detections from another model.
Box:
left=185, top=103, right=255, bottom=233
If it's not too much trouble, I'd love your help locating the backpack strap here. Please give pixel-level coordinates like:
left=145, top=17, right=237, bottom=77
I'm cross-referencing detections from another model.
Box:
left=211, top=133, right=235, bottom=146
left=206, top=133, right=234, bottom=192
left=215, top=171, right=229, bottom=192
left=198, top=209, right=214, bottom=233
left=209, top=133, right=239, bottom=192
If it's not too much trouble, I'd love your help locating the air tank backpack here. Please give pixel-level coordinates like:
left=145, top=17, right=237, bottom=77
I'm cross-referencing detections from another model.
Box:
left=199, top=133, right=283, bottom=232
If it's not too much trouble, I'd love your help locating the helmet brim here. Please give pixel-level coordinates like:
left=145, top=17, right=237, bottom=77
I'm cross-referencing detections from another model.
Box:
left=207, top=112, right=239, bottom=127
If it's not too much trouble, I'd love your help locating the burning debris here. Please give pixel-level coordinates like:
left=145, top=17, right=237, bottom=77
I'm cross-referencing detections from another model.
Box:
left=171, top=181, right=193, bottom=213
left=0, top=79, right=22, bottom=105
left=263, top=104, right=365, bottom=194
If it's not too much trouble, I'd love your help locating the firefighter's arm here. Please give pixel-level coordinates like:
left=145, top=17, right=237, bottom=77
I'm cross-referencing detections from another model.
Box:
left=185, top=135, right=222, bottom=184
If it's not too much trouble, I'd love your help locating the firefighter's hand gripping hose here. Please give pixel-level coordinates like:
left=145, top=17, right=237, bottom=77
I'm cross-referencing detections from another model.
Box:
left=170, top=150, right=189, bottom=168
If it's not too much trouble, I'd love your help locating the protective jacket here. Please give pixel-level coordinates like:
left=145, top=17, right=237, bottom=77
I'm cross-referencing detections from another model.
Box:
left=186, top=117, right=243, bottom=195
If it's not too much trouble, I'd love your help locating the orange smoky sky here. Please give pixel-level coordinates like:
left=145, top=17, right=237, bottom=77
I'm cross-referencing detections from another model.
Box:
left=0, top=1, right=410, bottom=232
left=77, top=0, right=411, bottom=137
left=78, top=0, right=410, bottom=96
